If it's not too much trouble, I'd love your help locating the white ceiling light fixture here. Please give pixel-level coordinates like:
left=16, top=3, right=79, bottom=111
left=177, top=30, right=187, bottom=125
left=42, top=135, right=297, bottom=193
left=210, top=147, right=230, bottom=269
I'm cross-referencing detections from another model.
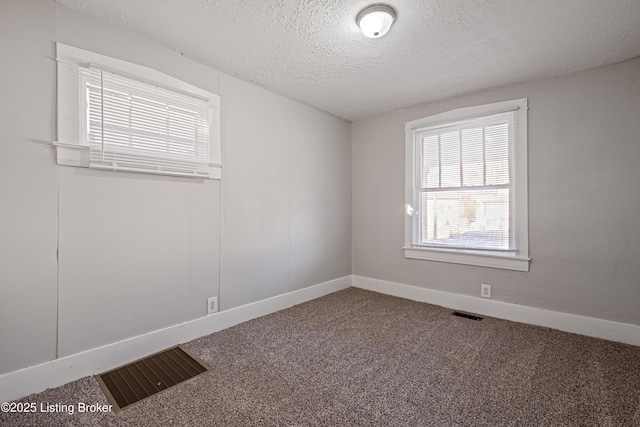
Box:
left=357, top=4, right=397, bottom=38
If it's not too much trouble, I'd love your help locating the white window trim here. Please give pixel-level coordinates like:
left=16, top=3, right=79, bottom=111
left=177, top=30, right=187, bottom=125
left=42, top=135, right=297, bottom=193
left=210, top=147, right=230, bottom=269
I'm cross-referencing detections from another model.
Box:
left=54, top=43, right=222, bottom=180
left=404, top=98, right=530, bottom=272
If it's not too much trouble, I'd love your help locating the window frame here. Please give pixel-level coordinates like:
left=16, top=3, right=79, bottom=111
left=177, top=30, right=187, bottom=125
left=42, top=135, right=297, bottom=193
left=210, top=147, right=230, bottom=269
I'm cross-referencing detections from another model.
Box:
left=404, top=98, right=530, bottom=271
left=54, top=43, right=222, bottom=180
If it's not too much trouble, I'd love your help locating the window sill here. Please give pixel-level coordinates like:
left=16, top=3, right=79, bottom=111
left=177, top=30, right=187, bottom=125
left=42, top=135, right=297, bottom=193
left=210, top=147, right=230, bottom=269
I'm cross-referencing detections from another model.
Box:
left=403, top=246, right=530, bottom=272
left=54, top=142, right=222, bottom=180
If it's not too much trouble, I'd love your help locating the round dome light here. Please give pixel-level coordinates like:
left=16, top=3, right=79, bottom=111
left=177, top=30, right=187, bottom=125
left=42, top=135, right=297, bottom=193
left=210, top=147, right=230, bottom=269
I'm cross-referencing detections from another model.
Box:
left=357, top=5, right=396, bottom=38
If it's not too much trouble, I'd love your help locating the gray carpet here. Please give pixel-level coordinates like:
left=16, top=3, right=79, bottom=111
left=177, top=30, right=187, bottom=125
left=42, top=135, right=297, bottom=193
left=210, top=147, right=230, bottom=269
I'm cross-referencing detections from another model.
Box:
left=2, top=288, right=640, bottom=426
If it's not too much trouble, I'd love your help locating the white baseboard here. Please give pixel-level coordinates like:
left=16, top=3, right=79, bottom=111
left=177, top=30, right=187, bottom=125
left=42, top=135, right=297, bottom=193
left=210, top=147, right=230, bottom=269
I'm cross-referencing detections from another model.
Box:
left=353, top=275, right=640, bottom=347
left=4, top=274, right=638, bottom=403
left=0, top=276, right=351, bottom=403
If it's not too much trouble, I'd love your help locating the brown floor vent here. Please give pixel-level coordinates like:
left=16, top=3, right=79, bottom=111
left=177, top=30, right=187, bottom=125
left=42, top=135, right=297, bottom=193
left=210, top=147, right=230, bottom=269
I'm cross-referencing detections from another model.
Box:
left=96, top=345, right=211, bottom=411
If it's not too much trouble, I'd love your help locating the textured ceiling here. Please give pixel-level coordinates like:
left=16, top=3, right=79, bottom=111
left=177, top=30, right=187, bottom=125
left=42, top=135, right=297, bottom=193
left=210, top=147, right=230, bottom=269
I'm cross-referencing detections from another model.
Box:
left=56, top=0, right=640, bottom=121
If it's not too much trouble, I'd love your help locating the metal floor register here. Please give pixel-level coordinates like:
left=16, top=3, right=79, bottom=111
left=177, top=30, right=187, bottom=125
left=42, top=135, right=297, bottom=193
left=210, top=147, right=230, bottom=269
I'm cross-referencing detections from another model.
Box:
left=96, top=345, right=211, bottom=411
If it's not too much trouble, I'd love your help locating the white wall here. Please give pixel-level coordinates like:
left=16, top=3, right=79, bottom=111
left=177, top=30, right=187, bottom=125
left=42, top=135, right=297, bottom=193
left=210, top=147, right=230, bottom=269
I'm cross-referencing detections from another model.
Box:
left=352, top=57, right=640, bottom=326
left=57, top=170, right=222, bottom=357
left=221, top=76, right=351, bottom=310
left=0, top=0, right=351, bottom=375
left=0, top=0, right=58, bottom=375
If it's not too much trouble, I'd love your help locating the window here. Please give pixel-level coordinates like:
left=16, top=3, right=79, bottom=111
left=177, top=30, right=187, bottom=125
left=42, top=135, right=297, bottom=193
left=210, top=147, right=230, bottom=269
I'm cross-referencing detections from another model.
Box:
left=55, top=43, right=221, bottom=179
left=404, top=99, right=529, bottom=271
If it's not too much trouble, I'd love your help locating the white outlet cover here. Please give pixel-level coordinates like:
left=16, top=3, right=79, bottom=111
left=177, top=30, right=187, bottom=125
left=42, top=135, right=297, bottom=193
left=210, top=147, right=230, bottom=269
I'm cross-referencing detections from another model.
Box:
left=207, top=296, right=218, bottom=314
left=481, top=284, right=492, bottom=298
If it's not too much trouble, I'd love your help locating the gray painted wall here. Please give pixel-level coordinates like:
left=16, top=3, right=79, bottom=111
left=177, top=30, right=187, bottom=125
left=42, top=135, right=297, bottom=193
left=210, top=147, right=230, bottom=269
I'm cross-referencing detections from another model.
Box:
left=352, top=57, right=640, bottom=325
left=0, top=0, right=58, bottom=376
left=221, top=75, right=352, bottom=310
left=0, top=0, right=351, bottom=375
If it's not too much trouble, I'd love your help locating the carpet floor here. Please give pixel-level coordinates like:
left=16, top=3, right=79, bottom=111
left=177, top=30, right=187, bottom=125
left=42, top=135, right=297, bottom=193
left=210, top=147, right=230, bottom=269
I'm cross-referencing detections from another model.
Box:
left=2, top=288, right=640, bottom=426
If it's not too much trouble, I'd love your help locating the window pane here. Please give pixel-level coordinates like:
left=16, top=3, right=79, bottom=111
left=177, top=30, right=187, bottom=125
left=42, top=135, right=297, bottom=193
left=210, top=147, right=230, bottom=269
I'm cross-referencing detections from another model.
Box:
left=461, top=127, right=484, bottom=186
left=485, top=123, right=509, bottom=185
left=421, top=135, right=439, bottom=188
left=419, top=189, right=510, bottom=250
left=440, top=131, right=460, bottom=187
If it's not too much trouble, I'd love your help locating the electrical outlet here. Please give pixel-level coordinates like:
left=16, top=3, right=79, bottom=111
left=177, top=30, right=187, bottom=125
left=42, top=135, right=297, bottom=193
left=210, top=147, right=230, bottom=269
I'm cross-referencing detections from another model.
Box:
left=207, top=296, right=218, bottom=314
left=480, top=284, right=491, bottom=299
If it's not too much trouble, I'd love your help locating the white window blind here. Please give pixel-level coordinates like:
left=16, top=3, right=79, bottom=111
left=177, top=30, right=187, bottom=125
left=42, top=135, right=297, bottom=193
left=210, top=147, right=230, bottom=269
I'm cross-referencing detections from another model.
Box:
left=54, top=43, right=222, bottom=179
left=414, top=110, right=520, bottom=251
left=83, top=65, right=212, bottom=178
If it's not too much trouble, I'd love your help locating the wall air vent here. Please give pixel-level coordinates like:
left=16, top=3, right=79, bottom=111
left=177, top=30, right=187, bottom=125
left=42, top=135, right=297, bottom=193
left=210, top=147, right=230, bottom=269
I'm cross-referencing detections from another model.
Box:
left=452, top=311, right=484, bottom=321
